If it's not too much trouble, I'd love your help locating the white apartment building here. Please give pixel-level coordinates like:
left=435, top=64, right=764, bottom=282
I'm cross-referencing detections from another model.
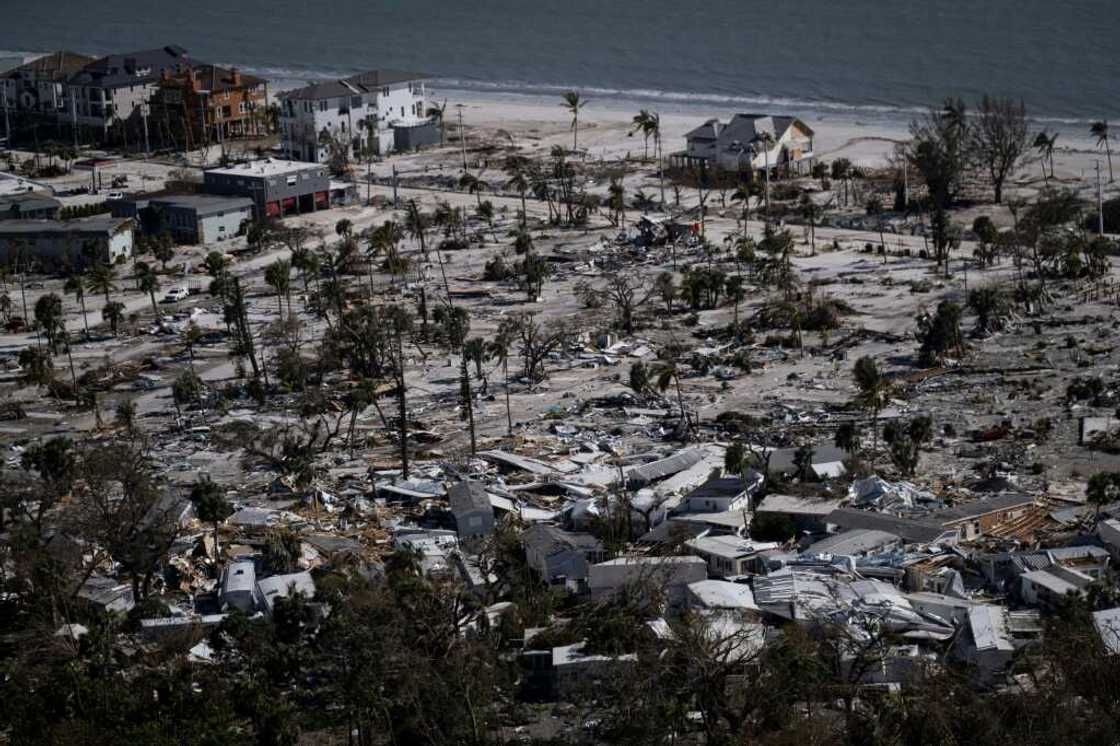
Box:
left=279, top=69, right=432, bottom=164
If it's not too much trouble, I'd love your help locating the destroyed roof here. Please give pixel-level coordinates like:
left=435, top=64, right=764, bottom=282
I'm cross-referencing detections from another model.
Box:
left=687, top=535, right=779, bottom=560
left=827, top=508, right=950, bottom=544
left=768, top=444, right=846, bottom=475
left=449, top=480, right=491, bottom=514
left=687, top=580, right=759, bottom=610
left=255, top=571, right=315, bottom=614
left=757, top=494, right=842, bottom=516
left=478, top=450, right=558, bottom=476
left=805, top=529, right=900, bottom=556
left=626, top=449, right=707, bottom=487
left=523, top=524, right=603, bottom=554
left=968, top=605, right=1014, bottom=652
left=1092, top=607, right=1120, bottom=655
left=930, top=494, right=1037, bottom=524
left=684, top=476, right=749, bottom=500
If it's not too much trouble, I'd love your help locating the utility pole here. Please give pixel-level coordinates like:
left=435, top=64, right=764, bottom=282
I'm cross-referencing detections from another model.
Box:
left=1098, top=160, right=1105, bottom=235
left=903, top=161, right=909, bottom=209
left=69, top=89, right=79, bottom=152
left=392, top=165, right=399, bottom=207
left=3, top=85, right=12, bottom=149
left=141, top=103, right=150, bottom=158
left=456, top=104, right=467, bottom=171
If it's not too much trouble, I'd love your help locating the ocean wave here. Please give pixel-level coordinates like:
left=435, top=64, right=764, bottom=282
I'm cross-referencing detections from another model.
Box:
left=432, top=77, right=933, bottom=118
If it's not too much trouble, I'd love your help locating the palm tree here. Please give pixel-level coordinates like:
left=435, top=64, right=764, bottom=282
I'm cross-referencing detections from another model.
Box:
left=458, top=171, right=488, bottom=207
left=426, top=99, right=448, bottom=146
left=853, top=356, right=891, bottom=453
left=607, top=177, right=626, bottom=228
left=134, top=262, right=160, bottom=318
left=33, top=293, right=64, bottom=354
left=182, top=322, right=203, bottom=373
left=265, top=259, right=291, bottom=317
left=630, top=110, right=654, bottom=160
left=730, top=183, right=755, bottom=233
left=405, top=200, right=430, bottom=259
left=753, top=131, right=776, bottom=212
left=655, top=358, right=691, bottom=440
left=190, top=480, right=233, bottom=557
left=561, top=91, right=588, bottom=153
left=87, top=263, right=118, bottom=307
left=64, top=274, right=90, bottom=337
left=487, top=323, right=516, bottom=435
left=102, top=301, right=125, bottom=335
left=800, top=193, right=823, bottom=255
left=1091, top=121, right=1113, bottom=182
left=504, top=156, right=531, bottom=228
left=1033, top=131, right=1058, bottom=180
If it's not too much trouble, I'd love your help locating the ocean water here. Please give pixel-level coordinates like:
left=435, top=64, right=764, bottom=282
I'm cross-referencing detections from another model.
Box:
left=2, top=0, right=1117, bottom=126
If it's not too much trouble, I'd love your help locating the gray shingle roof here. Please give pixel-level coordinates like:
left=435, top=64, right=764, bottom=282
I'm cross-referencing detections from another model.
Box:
left=929, top=494, right=1036, bottom=524
left=69, top=46, right=192, bottom=89
left=280, top=69, right=428, bottom=101
left=827, top=508, right=948, bottom=544
left=449, top=480, right=490, bottom=514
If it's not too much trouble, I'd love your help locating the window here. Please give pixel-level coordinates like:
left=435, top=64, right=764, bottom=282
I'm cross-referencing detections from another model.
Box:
left=381, top=86, right=389, bottom=97
left=239, top=101, right=247, bottom=114
left=400, top=106, right=404, bottom=117
left=351, top=95, right=362, bottom=108
left=319, top=100, right=328, bottom=112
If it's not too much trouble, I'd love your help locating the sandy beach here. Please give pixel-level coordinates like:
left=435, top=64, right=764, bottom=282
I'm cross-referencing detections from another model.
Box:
left=440, top=88, right=1114, bottom=190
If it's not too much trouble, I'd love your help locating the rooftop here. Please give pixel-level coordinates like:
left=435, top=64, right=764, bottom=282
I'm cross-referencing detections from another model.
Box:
left=449, top=480, right=491, bottom=514
left=69, top=45, right=192, bottom=89
left=930, top=494, right=1037, bottom=524
left=149, top=195, right=255, bottom=215
left=1, top=50, right=95, bottom=81
left=805, top=529, right=900, bottom=556
left=205, top=159, right=325, bottom=178
left=0, top=216, right=131, bottom=236
left=280, top=69, right=428, bottom=101
left=687, top=579, right=759, bottom=610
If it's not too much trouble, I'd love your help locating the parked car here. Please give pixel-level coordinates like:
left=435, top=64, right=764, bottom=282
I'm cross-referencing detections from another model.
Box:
left=161, top=287, right=189, bottom=304
left=106, top=191, right=125, bottom=201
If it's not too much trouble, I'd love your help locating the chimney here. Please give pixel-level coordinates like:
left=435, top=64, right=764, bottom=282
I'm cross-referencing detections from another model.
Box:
left=230, top=67, right=242, bottom=86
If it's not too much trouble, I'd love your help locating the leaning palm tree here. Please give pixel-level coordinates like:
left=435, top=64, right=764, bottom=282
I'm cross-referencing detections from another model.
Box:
left=561, top=91, right=588, bottom=153
left=629, top=110, right=654, bottom=160
left=134, top=262, right=161, bottom=318
left=87, top=263, right=118, bottom=307
left=486, top=326, right=515, bottom=435
left=64, top=274, right=90, bottom=337
left=426, top=99, right=448, bottom=147
left=1033, top=131, right=1058, bottom=180
left=1091, top=121, right=1113, bottom=182
left=458, top=171, right=488, bottom=207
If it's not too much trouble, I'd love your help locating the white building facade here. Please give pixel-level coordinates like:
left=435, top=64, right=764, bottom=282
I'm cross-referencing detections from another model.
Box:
left=279, top=70, right=430, bottom=164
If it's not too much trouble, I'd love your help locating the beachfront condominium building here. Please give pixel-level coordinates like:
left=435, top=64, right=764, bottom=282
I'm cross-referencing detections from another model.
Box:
left=64, top=46, right=193, bottom=142
left=0, top=51, right=95, bottom=120
left=149, top=65, right=269, bottom=150
left=673, top=114, right=815, bottom=176
left=278, top=70, right=436, bottom=164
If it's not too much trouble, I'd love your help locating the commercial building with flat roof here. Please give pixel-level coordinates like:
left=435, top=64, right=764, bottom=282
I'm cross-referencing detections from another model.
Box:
left=203, top=159, right=329, bottom=219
